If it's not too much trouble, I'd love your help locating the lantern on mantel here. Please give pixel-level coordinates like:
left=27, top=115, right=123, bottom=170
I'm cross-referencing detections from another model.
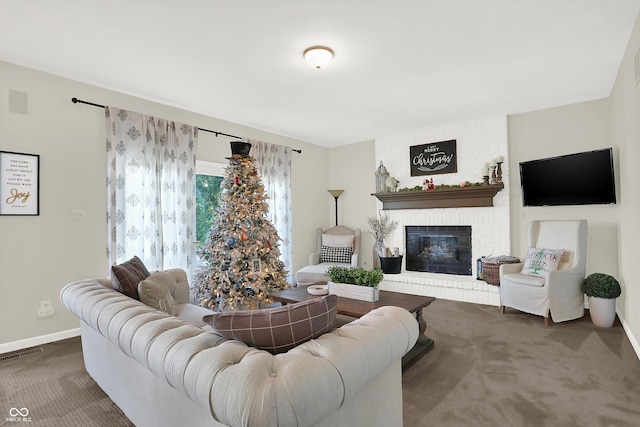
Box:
left=375, top=161, right=390, bottom=193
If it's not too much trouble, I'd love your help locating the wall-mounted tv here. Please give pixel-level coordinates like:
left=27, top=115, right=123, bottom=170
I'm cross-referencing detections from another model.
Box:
left=519, top=148, right=616, bottom=207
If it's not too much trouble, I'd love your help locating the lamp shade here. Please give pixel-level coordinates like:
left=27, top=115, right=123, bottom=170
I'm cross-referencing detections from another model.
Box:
left=328, top=189, right=344, bottom=198
left=304, top=46, right=334, bottom=69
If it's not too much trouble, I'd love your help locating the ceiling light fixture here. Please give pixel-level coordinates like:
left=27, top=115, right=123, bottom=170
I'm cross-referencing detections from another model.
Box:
left=304, top=46, right=334, bottom=69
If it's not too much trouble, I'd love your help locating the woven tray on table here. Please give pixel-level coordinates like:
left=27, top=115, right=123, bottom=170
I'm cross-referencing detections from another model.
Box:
left=481, top=256, right=520, bottom=286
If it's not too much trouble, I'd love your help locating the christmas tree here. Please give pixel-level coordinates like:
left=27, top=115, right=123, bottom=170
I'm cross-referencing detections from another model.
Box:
left=194, top=141, right=289, bottom=310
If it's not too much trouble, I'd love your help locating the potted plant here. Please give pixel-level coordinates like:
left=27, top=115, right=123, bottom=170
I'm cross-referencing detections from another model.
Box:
left=582, top=273, right=621, bottom=327
left=326, top=266, right=384, bottom=302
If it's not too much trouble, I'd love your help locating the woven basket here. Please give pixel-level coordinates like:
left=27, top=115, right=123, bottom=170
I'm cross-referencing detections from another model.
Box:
left=482, top=263, right=501, bottom=286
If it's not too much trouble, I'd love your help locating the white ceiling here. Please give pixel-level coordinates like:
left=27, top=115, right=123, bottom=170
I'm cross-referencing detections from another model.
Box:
left=1, top=0, right=639, bottom=147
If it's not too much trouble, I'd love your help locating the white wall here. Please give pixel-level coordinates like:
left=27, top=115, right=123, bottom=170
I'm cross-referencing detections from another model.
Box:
left=0, top=61, right=329, bottom=349
left=328, top=140, right=378, bottom=269
left=610, top=12, right=640, bottom=355
left=507, top=99, right=619, bottom=276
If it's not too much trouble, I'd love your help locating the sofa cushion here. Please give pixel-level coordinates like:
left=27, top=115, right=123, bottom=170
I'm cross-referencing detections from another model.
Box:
left=138, top=271, right=177, bottom=315
left=111, top=256, right=151, bottom=300
left=321, top=233, right=354, bottom=248
left=202, top=294, right=338, bottom=354
left=320, top=245, right=353, bottom=264
left=521, top=248, right=565, bottom=277
left=502, top=273, right=546, bottom=287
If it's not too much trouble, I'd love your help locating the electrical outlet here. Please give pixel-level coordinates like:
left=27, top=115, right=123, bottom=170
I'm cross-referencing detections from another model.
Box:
left=38, top=300, right=55, bottom=318
left=72, top=209, right=85, bottom=220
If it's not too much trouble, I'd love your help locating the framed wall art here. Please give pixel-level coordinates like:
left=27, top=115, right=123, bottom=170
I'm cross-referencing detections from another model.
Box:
left=410, top=139, right=457, bottom=176
left=0, top=151, right=40, bottom=216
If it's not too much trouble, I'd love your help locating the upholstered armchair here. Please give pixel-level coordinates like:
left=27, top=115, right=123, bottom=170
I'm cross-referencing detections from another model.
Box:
left=294, top=225, right=360, bottom=285
left=499, top=220, right=588, bottom=326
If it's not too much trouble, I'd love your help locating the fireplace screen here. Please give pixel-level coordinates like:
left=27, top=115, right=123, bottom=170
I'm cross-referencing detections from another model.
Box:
left=405, top=226, right=472, bottom=275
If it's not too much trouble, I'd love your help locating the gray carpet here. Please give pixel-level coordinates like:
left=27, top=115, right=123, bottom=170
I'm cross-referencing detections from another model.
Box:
left=0, top=337, right=133, bottom=427
left=1, top=299, right=639, bottom=426
left=405, top=300, right=640, bottom=426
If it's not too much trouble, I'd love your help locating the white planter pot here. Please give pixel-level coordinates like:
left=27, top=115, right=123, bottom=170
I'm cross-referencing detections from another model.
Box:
left=588, top=296, right=617, bottom=327
left=328, top=281, right=380, bottom=302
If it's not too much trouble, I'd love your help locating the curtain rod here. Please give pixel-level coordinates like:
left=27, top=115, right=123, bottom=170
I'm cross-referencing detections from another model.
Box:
left=71, top=97, right=302, bottom=153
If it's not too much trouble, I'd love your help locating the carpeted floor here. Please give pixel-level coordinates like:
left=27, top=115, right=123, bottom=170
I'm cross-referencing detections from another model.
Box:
left=406, top=300, right=640, bottom=426
left=0, top=337, right=133, bottom=427
left=1, top=299, right=639, bottom=426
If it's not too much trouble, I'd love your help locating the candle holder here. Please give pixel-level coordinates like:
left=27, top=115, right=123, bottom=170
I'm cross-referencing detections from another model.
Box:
left=482, top=175, right=490, bottom=185
left=490, top=166, right=497, bottom=185
left=496, top=162, right=503, bottom=183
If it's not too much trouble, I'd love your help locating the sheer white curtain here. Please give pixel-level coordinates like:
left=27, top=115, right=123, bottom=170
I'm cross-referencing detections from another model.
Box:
left=248, top=139, right=293, bottom=283
left=106, top=107, right=198, bottom=278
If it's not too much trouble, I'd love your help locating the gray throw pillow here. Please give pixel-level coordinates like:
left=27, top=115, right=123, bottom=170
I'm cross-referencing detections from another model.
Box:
left=138, top=271, right=177, bottom=315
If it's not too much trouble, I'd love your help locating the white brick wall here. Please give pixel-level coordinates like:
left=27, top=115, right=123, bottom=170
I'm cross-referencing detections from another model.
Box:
left=375, top=115, right=510, bottom=306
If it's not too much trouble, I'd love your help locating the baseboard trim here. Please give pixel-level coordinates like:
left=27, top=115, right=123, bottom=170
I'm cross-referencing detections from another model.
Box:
left=0, top=328, right=81, bottom=355
left=617, top=308, right=640, bottom=361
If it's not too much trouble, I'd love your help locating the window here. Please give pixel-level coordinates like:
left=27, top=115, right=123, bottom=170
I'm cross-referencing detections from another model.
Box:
left=195, top=160, right=225, bottom=264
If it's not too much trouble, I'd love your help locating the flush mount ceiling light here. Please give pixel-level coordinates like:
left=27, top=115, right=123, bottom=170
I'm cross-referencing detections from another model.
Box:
left=304, top=46, right=334, bottom=69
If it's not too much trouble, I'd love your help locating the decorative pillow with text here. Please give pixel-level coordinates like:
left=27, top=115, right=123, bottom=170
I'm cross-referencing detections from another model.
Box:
left=521, top=248, right=566, bottom=277
left=138, top=271, right=177, bottom=315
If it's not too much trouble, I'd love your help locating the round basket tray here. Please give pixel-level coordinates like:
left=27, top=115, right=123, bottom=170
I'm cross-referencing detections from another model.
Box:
left=307, top=284, right=328, bottom=295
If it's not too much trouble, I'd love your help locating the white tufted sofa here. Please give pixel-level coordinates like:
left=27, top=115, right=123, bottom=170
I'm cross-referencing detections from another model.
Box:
left=60, top=269, right=419, bottom=427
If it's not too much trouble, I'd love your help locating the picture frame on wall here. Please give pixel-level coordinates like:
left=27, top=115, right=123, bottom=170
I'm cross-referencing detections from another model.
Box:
left=410, top=139, right=457, bottom=176
left=0, top=151, right=40, bottom=216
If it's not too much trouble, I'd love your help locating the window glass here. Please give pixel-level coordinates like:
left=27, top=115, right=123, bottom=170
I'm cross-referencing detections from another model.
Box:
left=195, top=161, right=225, bottom=263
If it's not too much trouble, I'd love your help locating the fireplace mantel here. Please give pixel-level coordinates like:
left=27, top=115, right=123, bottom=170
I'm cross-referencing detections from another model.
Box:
left=372, top=183, right=504, bottom=210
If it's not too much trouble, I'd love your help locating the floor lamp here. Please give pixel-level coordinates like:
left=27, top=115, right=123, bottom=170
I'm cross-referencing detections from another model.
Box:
left=327, top=190, right=344, bottom=226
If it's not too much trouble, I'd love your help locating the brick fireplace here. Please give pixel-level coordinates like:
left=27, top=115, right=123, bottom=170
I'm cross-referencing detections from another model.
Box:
left=374, top=115, right=510, bottom=306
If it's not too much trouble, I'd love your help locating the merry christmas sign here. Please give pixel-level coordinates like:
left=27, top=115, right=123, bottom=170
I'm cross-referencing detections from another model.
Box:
left=410, top=139, right=457, bottom=176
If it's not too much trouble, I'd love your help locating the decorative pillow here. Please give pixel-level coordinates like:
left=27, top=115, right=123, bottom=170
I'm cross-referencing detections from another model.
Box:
left=321, top=233, right=354, bottom=248
left=202, top=294, right=338, bottom=354
left=320, top=245, right=353, bottom=264
left=521, top=248, right=566, bottom=278
left=111, top=255, right=151, bottom=300
left=137, top=271, right=177, bottom=315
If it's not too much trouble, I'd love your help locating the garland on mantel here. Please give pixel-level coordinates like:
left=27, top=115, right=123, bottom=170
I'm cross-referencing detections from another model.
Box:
left=397, top=181, right=485, bottom=192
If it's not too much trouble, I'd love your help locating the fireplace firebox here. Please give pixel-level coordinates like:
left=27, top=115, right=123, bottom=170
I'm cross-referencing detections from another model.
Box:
left=405, top=226, right=472, bottom=275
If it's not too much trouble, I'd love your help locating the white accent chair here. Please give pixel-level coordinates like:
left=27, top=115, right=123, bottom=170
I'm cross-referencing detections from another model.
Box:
left=499, top=220, right=588, bottom=326
left=295, top=225, right=360, bottom=285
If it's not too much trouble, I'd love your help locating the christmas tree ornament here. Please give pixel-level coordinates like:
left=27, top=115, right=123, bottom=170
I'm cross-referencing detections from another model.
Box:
left=230, top=141, right=252, bottom=157
left=240, top=230, right=249, bottom=241
left=226, top=237, right=236, bottom=247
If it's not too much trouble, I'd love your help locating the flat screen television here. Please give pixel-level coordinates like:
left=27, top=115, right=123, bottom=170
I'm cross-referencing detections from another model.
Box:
left=519, top=148, right=616, bottom=207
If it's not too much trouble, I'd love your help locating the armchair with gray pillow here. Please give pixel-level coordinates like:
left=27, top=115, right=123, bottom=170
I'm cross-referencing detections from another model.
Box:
left=295, top=225, right=360, bottom=285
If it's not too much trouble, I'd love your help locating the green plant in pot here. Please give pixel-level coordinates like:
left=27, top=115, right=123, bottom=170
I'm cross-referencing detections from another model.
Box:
left=326, top=266, right=384, bottom=302
left=582, top=273, right=621, bottom=327
left=326, top=266, right=384, bottom=287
